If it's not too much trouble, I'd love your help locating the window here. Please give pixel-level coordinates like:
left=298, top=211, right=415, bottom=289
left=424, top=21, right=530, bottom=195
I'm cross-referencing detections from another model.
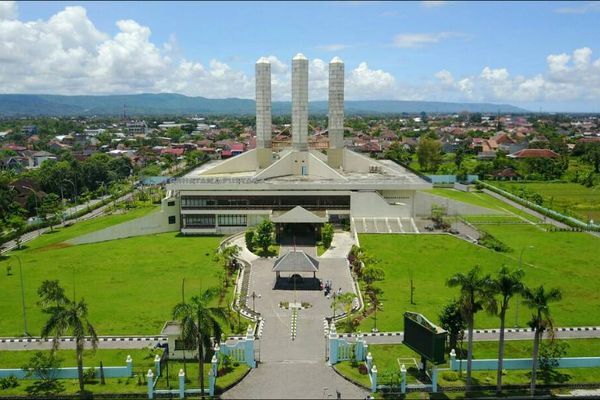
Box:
left=167, top=201, right=175, bottom=207
left=168, top=216, right=176, bottom=224
left=184, top=215, right=216, bottom=227
left=174, top=339, right=195, bottom=351
left=218, top=214, right=247, bottom=226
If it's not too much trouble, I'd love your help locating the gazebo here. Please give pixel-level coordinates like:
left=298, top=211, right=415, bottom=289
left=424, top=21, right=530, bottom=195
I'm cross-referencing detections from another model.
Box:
left=272, top=250, right=320, bottom=281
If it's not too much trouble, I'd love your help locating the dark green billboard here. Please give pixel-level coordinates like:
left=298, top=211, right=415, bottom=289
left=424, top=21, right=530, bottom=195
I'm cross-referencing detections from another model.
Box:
left=403, top=312, right=447, bottom=364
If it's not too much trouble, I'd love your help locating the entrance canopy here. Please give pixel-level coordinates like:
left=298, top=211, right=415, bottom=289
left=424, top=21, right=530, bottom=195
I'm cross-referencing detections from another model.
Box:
left=272, top=250, right=319, bottom=273
left=272, top=206, right=327, bottom=224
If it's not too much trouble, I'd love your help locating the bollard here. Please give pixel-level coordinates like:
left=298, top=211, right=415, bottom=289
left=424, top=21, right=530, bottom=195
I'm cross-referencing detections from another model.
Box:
left=147, top=369, right=154, bottom=399
left=126, top=355, right=133, bottom=377
left=400, top=364, right=407, bottom=394
left=178, top=368, right=185, bottom=399
left=370, top=365, right=377, bottom=393
left=366, top=352, right=373, bottom=371
left=432, top=366, right=438, bottom=393
left=154, top=354, right=161, bottom=377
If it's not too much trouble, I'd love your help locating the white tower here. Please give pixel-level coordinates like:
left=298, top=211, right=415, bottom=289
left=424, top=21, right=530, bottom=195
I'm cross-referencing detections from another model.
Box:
left=328, top=56, right=344, bottom=168
left=292, top=53, right=309, bottom=151
left=256, top=57, right=273, bottom=167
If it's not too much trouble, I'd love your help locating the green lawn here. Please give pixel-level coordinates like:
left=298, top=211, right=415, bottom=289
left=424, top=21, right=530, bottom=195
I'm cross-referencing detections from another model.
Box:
left=425, top=189, right=540, bottom=223
left=155, top=360, right=249, bottom=393
left=493, top=181, right=600, bottom=222
left=357, top=226, right=600, bottom=332
left=0, top=208, right=239, bottom=337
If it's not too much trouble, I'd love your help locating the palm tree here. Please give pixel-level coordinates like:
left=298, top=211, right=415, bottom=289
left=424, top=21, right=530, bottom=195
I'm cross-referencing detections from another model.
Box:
left=485, top=266, right=525, bottom=393
left=172, top=288, right=226, bottom=394
left=522, top=285, right=562, bottom=395
left=41, top=297, right=98, bottom=395
left=37, top=279, right=68, bottom=312
left=447, top=266, right=489, bottom=390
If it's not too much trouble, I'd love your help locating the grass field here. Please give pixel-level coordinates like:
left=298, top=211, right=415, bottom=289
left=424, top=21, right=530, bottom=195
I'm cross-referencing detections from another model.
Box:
left=493, top=181, right=600, bottom=222
left=357, top=225, right=600, bottom=332
left=0, top=208, right=238, bottom=337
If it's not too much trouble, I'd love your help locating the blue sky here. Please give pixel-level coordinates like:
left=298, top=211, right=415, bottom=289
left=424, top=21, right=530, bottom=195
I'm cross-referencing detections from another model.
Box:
left=3, top=1, right=600, bottom=111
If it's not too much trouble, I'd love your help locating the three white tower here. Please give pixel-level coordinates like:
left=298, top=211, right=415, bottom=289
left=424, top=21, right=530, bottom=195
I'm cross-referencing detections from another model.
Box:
left=255, top=53, right=345, bottom=168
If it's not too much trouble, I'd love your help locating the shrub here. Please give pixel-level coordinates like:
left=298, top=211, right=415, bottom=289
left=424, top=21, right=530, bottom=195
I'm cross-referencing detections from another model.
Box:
left=0, top=375, right=19, bottom=390
left=321, top=223, right=334, bottom=249
left=244, top=230, right=255, bottom=252
left=478, top=232, right=511, bottom=252
left=83, top=367, right=96, bottom=383
left=442, top=371, right=459, bottom=382
left=358, top=364, right=368, bottom=375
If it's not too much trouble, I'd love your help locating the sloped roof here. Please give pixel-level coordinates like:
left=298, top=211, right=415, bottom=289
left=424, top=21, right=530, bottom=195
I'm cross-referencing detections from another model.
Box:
left=508, top=148, right=559, bottom=159
left=271, top=206, right=327, bottom=224
left=272, top=251, right=319, bottom=273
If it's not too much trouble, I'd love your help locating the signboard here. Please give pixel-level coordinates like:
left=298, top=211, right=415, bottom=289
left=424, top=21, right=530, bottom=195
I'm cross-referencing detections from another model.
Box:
left=403, top=312, right=447, bottom=364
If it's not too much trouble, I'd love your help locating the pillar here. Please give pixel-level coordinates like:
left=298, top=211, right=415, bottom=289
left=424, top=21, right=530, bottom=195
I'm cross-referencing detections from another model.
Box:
left=366, top=352, right=373, bottom=372
left=126, top=355, right=133, bottom=377
left=211, top=354, right=219, bottom=378
left=209, top=367, right=216, bottom=397
left=245, top=326, right=256, bottom=368
left=450, top=348, right=457, bottom=371
left=292, top=53, right=308, bottom=151
left=154, top=354, right=161, bottom=377
left=370, top=365, right=377, bottom=393
left=432, top=365, right=438, bottom=393
left=147, top=369, right=154, bottom=399
left=256, top=57, right=273, bottom=167
left=400, top=364, right=407, bottom=394
left=328, top=324, right=339, bottom=365
left=178, top=369, right=185, bottom=399
left=327, top=56, right=344, bottom=168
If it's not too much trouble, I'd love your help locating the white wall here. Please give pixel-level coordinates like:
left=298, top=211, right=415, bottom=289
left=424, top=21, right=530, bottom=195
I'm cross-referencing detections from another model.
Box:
left=414, top=192, right=503, bottom=216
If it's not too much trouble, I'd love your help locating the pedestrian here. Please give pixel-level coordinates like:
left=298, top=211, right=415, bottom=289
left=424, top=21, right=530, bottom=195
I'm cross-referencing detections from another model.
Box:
left=338, top=287, right=342, bottom=295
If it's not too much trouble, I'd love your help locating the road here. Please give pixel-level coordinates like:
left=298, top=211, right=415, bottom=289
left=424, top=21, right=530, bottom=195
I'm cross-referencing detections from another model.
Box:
left=1, top=192, right=134, bottom=254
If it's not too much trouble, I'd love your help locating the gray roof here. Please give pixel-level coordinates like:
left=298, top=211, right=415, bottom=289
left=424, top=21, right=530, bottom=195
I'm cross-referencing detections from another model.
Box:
left=272, top=251, right=319, bottom=273
left=271, top=206, right=327, bottom=224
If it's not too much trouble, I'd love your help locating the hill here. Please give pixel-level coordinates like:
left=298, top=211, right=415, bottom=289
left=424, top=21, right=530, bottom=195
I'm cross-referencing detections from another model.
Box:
left=0, top=93, right=528, bottom=116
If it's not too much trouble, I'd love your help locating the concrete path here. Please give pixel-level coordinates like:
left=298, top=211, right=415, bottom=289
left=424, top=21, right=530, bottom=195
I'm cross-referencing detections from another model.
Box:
left=222, top=242, right=368, bottom=399
left=321, top=231, right=356, bottom=259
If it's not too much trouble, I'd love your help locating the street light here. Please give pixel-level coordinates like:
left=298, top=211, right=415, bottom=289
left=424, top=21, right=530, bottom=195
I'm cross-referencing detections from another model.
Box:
left=515, top=245, right=534, bottom=328
left=11, top=255, right=28, bottom=336
left=62, top=179, right=78, bottom=221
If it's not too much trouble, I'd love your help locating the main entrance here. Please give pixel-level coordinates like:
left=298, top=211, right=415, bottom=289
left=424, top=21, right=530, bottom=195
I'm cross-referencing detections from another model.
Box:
left=271, top=206, right=327, bottom=245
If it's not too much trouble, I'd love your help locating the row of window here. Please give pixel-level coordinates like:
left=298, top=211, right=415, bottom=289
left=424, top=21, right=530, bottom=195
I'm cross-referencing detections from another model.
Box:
left=183, top=214, right=247, bottom=227
left=182, top=198, right=249, bottom=207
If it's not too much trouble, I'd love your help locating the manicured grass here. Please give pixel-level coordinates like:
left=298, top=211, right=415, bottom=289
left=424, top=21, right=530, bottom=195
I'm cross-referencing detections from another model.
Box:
left=494, top=182, right=600, bottom=221
left=0, top=210, right=238, bottom=336
left=334, top=361, right=371, bottom=388
left=317, top=242, right=327, bottom=256
left=357, top=226, right=600, bottom=332
left=254, top=244, right=280, bottom=258
left=425, top=189, right=540, bottom=223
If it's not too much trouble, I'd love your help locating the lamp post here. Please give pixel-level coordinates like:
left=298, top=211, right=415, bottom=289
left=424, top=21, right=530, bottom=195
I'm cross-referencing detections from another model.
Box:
left=13, top=255, right=28, bottom=336
left=515, top=245, right=534, bottom=327
left=62, top=179, right=78, bottom=221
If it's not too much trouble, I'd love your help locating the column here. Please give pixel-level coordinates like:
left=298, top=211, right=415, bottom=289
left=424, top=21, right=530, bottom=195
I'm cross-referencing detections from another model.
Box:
left=292, top=53, right=309, bottom=151
left=400, top=364, right=407, bottom=394
left=147, top=369, right=154, bottom=399
left=126, top=355, right=133, bottom=377
left=256, top=57, right=273, bottom=167
left=370, top=365, right=377, bottom=393
left=432, top=365, right=438, bottom=393
left=178, top=369, right=185, bottom=399
left=154, top=354, right=161, bottom=377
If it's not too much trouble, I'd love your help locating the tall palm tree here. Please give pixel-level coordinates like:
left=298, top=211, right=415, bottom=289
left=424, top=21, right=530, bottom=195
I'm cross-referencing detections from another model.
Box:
left=172, top=288, right=227, bottom=394
left=522, top=285, right=562, bottom=395
left=37, top=279, right=68, bottom=312
left=41, top=297, right=98, bottom=395
left=447, top=266, right=489, bottom=391
left=485, top=266, right=525, bottom=393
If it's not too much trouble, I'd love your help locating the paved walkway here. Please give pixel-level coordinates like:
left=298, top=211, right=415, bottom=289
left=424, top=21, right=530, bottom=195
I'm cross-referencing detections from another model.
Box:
left=222, top=234, right=368, bottom=399
left=321, top=231, right=356, bottom=259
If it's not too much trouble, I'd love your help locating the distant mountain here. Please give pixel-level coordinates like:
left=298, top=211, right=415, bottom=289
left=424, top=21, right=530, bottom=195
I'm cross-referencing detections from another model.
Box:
left=0, top=93, right=528, bottom=116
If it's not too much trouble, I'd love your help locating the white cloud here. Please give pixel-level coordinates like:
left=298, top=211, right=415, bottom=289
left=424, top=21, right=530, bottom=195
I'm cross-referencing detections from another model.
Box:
left=422, top=1, right=447, bottom=8
left=554, top=2, right=600, bottom=14
left=0, top=1, right=17, bottom=20
left=392, top=32, right=463, bottom=48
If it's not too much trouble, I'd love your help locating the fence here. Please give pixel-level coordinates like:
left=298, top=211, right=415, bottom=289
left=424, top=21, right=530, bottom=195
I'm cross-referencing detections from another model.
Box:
left=426, top=175, right=479, bottom=185
left=0, top=355, right=134, bottom=380
left=449, top=349, right=600, bottom=371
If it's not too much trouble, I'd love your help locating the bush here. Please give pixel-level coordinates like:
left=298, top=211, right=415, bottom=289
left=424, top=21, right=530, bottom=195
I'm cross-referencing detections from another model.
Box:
left=478, top=232, right=511, bottom=252
left=245, top=230, right=255, bottom=252
left=83, top=367, right=96, bottom=383
left=321, top=223, right=334, bottom=249
left=358, top=364, right=368, bottom=375
left=442, top=371, right=460, bottom=382
left=0, top=375, right=19, bottom=390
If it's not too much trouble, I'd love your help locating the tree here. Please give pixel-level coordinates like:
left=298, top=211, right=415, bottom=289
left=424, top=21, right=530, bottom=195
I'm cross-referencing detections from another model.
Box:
left=332, top=292, right=357, bottom=331
left=172, top=288, right=226, bottom=393
left=361, top=266, right=385, bottom=287
left=41, top=291, right=98, bottom=396
left=539, top=341, right=569, bottom=384
left=21, top=351, right=64, bottom=396
left=446, top=266, right=490, bottom=390
left=254, top=220, right=274, bottom=254
left=522, top=285, right=562, bottom=395
left=8, top=215, right=26, bottom=249
left=582, top=142, right=600, bottom=173
left=39, top=193, right=63, bottom=231
left=384, top=142, right=412, bottom=165
left=365, top=284, right=383, bottom=332
left=416, top=138, right=443, bottom=172
left=37, top=279, right=68, bottom=312
left=439, top=300, right=466, bottom=356
left=245, top=229, right=255, bottom=252
left=485, top=266, right=525, bottom=393
left=214, top=245, right=240, bottom=286
left=321, top=223, right=334, bottom=249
